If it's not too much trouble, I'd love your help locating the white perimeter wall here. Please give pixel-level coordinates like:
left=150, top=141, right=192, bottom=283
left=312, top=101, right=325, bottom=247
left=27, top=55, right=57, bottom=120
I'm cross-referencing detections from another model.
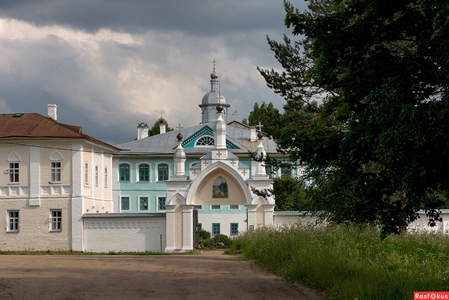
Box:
left=83, top=214, right=166, bottom=253
left=274, top=211, right=449, bottom=234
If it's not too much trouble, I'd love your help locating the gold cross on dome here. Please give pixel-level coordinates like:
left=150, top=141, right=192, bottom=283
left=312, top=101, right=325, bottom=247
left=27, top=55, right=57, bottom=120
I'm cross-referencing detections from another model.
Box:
left=212, top=59, right=217, bottom=72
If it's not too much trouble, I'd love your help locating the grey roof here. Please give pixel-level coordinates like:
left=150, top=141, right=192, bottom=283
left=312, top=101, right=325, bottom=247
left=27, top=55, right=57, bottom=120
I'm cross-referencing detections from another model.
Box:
left=115, top=123, right=278, bottom=156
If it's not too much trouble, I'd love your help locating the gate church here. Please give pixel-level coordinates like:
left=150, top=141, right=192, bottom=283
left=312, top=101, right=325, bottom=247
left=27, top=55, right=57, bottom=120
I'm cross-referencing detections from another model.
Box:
left=113, top=64, right=275, bottom=252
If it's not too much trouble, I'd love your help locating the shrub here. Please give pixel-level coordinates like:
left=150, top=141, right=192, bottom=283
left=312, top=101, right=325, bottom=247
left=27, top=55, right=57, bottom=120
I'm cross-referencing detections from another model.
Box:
left=212, top=234, right=232, bottom=246
left=196, top=229, right=211, bottom=241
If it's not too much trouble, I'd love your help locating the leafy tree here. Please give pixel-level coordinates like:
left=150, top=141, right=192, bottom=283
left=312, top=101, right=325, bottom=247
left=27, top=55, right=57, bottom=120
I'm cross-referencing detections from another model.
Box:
left=259, top=0, right=449, bottom=236
left=149, top=117, right=174, bottom=136
left=272, top=174, right=310, bottom=211
left=247, top=102, right=282, bottom=138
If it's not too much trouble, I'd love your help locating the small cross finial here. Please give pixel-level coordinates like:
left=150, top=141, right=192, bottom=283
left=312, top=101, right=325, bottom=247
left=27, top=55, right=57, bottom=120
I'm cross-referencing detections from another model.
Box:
left=212, top=59, right=217, bottom=72
left=177, top=123, right=183, bottom=131
left=256, top=122, right=264, bottom=131
left=232, top=110, right=239, bottom=120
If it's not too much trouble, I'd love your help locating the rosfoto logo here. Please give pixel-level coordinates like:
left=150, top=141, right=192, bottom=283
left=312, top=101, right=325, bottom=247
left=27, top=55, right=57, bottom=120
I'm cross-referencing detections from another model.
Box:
left=414, top=292, right=449, bottom=299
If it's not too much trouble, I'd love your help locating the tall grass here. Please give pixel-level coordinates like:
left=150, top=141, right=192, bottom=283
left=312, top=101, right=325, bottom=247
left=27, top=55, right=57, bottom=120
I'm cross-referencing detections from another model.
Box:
left=227, top=224, right=449, bottom=299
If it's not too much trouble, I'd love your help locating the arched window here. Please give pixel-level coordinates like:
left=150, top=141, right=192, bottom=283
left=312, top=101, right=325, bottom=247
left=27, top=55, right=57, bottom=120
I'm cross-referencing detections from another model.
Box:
left=158, top=164, right=169, bottom=181
left=139, top=164, right=149, bottom=182
left=119, top=164, right=130, bottom=182
left=195, top=136, right=214, bottom=146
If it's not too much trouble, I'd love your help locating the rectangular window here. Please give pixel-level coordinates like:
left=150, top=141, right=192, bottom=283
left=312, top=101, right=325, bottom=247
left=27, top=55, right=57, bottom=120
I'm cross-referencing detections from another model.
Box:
left=196, top=223, right=202, bottom=231
left=50, top=210, right=62, bottom=231
left=139, top=164, right=149, bottom=182
left=230, top=223, right=239, bottom=236
left=7, top=211, right=19, bottom=232
left=212, top=223, right=220, bottom=236
left=84, top=163, right=89, bottom=184
left=140, top=197, right=149, bottom=211
left=119, top=164, right=130, bottom=182
left=158, top=164, right=168, bottom=181
left=158, top=197, right=166, bottom=211
left=104, top=167, right=108, bottom=187
left=95, top=166, right=99, bottom=186
left=211, top=205, right=220, bottom=210
left=121, top=197, right=130, bottom=211
left=50, top=162, right=61, bottom=182
left=9, top=162, right=19, bottom=183
left=229, top=205, right=239, bottom=210
left=194, top=205, right=202, bottom=210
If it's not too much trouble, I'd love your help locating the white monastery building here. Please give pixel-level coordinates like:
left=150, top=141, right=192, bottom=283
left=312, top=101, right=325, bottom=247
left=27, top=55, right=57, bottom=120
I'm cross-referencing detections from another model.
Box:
left=1, top=64, right=448, bottom=252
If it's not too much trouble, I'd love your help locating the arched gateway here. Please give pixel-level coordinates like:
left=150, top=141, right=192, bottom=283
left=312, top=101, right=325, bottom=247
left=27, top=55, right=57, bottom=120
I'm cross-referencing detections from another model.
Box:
left=164, top=106, right=274, bottom=252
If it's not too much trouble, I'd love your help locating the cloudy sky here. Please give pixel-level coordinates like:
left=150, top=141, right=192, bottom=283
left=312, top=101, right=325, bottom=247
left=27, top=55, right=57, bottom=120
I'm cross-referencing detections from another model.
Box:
left=0, top=0, right=306, bottom=145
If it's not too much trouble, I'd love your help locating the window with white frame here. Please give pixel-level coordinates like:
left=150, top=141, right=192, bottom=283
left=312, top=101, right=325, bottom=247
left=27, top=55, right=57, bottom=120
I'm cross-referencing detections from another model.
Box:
left=50, top=210, right=62, bottom=231
left=104, top=167, right=108, bottom=187
left=195, top=136, right=214, bottom=146
left=7, top=211, right=19, bottom=232
left=211, top=205, right=220, bottom=210
left=121, top=197, right=130, bottom=211
left=158, top=197, right=166, bottom=211
left=158, top=164, right=168, bottom=181
left=194, top=205, right=202, bottom=210
left=9, top=162, right=19, bottom=183
left=139, top=164, right=149, bottom=182
left=229, top=205, right=239, bottom=210
left=50, top=162, right=62, bottom=182
left=95, top=166, right=99, bottom=186
left=84, top=163, right=89, bottom=184
left=49, top=151, right=62, bottom=183
left=7, top=152, right=20, bottom=183
left=119, top=164, right=130, bottom=182
left=140, top=197, right=149, bottom=211
left=196, top=223, right=202, bottom=231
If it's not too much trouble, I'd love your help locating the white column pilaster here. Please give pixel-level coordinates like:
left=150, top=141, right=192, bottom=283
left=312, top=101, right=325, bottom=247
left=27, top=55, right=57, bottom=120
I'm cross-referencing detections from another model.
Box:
left=164, top=205, right=176, bottom=252
left=246, top=204, right=257, bottom=231
left=181, top=205, right=194, bottom=252
left=29, top=145, right=40, bottom=206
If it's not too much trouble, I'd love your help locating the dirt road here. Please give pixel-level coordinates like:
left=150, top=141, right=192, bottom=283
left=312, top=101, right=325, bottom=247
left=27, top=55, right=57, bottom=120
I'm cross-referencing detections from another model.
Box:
left=0, top=251, right=324, bottom=300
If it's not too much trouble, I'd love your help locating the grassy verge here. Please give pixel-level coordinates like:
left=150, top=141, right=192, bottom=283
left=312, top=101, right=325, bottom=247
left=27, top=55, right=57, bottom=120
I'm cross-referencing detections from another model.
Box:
left=226, top=224, right=449, bottom=300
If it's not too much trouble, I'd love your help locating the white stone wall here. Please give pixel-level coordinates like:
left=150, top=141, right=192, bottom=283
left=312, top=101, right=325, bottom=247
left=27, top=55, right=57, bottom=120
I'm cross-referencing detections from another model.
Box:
left=198, top=213, right=247, bottom=236
left=0, top=198, right=71, bottom=251
left=274, top=211, right=449, bottom=234
left=83, top=215, right=166, bottom=253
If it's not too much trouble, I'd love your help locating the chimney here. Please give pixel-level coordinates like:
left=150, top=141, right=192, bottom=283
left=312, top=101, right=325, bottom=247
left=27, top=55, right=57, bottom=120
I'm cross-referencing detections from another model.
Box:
left=47, top=104, right=57, bottom=121
left=160, top=124, right=166, bottom=134
left=137, top=123, right=149, bottom=140
left=250, top=126, right=257, bottom=141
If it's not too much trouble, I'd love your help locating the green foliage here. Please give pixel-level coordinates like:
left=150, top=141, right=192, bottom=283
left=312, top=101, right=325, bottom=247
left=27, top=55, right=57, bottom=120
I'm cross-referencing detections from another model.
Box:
left=227, top=225, right=449, bottom=299
left=197, top=233, right=233, bottom=248
left=247, top=102, right=282, bottom=138
left=273, top=174, right=311, bottom=211
left=149, top=117, right=174, bottom=136
left=212, top=234, right=232, bottom=246
left=196, top=229, right=211, bottom=241
left=258, top=0, right=449, bottom=236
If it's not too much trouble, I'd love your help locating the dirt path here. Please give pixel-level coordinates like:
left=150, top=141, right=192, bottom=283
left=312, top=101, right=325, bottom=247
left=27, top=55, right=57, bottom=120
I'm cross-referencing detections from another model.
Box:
left=0, top=251, right=324, bottom=300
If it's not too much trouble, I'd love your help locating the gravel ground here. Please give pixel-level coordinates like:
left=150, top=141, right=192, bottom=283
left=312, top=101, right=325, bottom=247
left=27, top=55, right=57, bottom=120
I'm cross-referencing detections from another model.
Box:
left=0, top=250, right=325, bottom=300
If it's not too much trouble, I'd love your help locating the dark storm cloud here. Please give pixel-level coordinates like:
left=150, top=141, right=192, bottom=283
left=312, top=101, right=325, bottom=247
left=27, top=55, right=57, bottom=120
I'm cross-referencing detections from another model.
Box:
left=0, top=0, right=295, bottom=35
left=0, top=1, right=308, bottom=144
